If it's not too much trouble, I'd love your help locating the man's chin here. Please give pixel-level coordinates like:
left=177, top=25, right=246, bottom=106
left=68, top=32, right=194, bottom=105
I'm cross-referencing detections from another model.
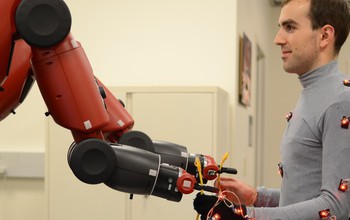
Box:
left=282, top=64, right=300, bottom=75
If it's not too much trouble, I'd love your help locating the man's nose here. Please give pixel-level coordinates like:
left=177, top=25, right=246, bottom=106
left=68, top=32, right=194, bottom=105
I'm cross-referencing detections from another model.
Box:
left=274, top=29, right=285, bottom=46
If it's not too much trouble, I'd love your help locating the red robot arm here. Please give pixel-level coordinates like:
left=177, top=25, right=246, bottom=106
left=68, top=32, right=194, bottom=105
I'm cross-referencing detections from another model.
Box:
left=0, top=39, right=33, bottom=120
left=1, top=0, right=237, bottom=203
left=0, top=0, right=20, bottom=84
left=30, top=33, right=133, bottom=142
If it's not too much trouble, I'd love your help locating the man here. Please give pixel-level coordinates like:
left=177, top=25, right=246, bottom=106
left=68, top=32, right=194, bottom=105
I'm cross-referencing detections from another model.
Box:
left=193, top=0, right=350, bottom=219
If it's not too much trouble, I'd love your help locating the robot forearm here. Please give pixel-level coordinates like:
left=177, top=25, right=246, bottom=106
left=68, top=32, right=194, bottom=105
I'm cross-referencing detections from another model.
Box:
left=118, top=130, right=237, bottom=180
left=68, top=131, right=236, bottom=202
left=68, top=138, right=192, bottom=202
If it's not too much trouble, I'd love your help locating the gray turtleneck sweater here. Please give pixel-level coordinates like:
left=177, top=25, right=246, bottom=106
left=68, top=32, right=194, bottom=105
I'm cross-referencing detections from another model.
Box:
left=249, top=61, right=350, bottom=219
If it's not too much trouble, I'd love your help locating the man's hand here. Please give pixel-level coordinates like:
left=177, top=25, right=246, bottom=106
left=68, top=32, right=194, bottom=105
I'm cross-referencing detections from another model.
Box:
left=216, top=177, right=257, bottom=206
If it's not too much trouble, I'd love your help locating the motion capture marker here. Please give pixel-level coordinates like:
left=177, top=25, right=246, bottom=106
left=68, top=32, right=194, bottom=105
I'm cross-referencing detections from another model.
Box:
left=341, top=116, right=350, bottom=129
left=84, top=120, right=92, bottom=130
left=285, top=112, right=293, bottom=122
left=149, top=169, right=157, bottom=177
left=343, top=80, right=350, bottom=87
left=181, top=152, right=189, bottom=158
left=234, top=207, right=244, bottom=216
left=338, top=179, right=349, bottom=192
left=117, top=119, right=125, bottom=127
left=278, top=162, right=284, bottom=178
left=71, top=40, right=79, bottom=48
left=319, top=209, right=331, bottom=219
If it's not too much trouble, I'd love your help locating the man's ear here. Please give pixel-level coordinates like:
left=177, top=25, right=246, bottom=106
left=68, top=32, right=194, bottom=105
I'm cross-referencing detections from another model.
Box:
left=320, top=24, right=335, bottom=49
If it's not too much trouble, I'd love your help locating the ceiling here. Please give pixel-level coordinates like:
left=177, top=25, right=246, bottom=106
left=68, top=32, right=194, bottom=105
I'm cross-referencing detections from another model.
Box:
left=270, top=0, right=350, bottom=7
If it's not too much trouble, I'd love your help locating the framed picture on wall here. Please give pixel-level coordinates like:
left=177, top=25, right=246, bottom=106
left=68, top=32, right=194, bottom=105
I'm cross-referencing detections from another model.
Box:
left=239, top=33, right=252, bottom=107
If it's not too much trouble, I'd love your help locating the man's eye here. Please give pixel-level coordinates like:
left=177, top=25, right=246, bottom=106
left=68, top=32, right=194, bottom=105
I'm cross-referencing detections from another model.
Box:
left=286, top=25, right=295, bottom=32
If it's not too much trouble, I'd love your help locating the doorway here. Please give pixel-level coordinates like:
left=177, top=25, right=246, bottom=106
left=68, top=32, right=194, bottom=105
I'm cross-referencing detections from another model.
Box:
left=255, top=45, right=266, bottom=186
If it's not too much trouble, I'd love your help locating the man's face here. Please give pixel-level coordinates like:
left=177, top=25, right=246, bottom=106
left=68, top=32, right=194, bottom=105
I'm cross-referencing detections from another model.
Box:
left=274, top=0, right=322, bottom=75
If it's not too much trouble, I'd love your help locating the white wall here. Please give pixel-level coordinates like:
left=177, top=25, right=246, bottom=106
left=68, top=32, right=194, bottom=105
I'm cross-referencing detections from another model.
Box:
left=67, top=0, right=238, bottom=95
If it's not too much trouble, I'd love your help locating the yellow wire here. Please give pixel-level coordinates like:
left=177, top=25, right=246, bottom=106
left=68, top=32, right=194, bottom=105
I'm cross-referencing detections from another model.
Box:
left=194, top=153, right=230, bottom=220
left=220, top=152, right=230, bottom=169
left=194, top=156, right=204, bottom=220
left=217, top=152, right=229, bottom=192
left=194, top=156, right=204, bottom=194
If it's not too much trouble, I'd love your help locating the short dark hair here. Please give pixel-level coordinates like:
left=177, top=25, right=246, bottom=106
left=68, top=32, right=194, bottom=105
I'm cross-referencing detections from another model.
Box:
left=281, top=0, right=350, bottom=54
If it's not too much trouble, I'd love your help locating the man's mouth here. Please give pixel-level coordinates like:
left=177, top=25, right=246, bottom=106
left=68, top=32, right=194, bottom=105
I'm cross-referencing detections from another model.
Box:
left=281, top=50, right=292, bottom=59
